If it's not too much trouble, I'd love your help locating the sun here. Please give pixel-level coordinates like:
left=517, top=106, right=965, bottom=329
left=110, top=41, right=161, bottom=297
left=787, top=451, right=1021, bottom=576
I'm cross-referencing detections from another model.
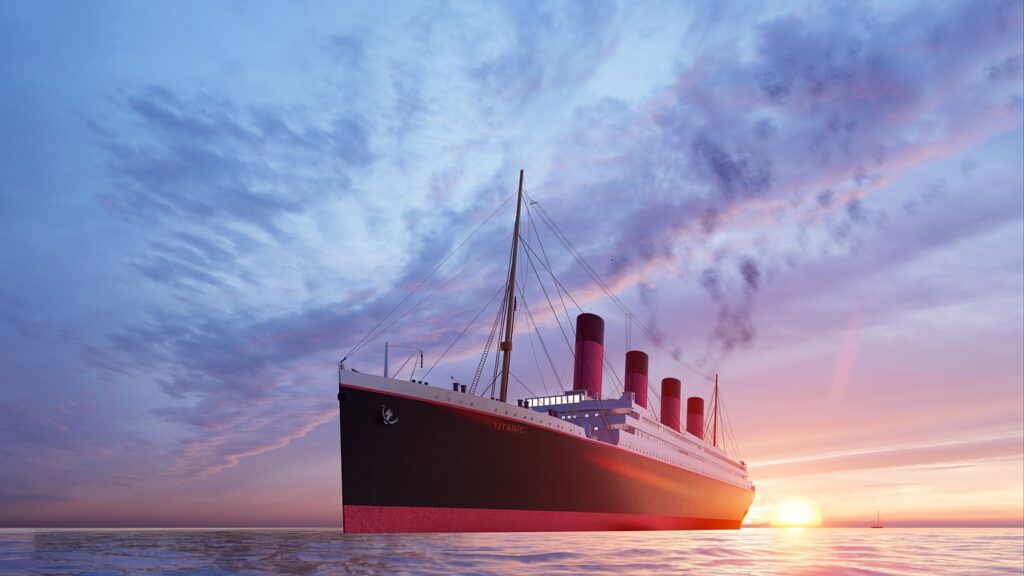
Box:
left=770, top=497, right=823, bottom=528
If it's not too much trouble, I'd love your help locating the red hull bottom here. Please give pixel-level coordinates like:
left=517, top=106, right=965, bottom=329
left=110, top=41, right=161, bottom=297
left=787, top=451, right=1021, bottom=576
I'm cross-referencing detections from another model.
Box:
left=344, top=505, right=742, bottom=533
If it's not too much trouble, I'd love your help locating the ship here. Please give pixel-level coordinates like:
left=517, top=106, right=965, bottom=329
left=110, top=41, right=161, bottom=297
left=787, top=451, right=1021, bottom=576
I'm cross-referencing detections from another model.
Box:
left=337, top=171, right=755, bottom=533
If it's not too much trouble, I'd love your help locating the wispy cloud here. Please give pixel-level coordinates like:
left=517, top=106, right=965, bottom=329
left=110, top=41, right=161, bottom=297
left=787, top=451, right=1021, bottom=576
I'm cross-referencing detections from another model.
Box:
left=520, top=0, right=1022, bottom=362
left=749, top=430, right=1024, bottom=479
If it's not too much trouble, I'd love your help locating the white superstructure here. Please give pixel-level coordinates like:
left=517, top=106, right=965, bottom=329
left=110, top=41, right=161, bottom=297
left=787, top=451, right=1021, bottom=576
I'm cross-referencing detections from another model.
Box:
left=524, top=390, right=753, bottom=490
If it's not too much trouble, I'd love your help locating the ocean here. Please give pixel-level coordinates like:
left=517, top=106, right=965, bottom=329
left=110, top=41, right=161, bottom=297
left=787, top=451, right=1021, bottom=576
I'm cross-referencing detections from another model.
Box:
left=0, top=528, right=1021, bottom=575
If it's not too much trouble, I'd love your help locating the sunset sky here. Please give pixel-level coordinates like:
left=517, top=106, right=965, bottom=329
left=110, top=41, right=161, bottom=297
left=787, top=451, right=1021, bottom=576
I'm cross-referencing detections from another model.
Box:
left=1, top=0, right=1022, bottom=528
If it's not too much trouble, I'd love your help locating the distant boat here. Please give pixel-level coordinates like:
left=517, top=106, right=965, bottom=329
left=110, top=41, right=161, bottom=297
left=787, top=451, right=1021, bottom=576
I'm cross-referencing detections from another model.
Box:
left=871, top=511, right=884, bottom=528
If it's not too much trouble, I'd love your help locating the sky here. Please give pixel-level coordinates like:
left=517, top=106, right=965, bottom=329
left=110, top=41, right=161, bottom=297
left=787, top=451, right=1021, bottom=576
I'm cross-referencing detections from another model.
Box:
left=0, top=0, right=1021, bottom=528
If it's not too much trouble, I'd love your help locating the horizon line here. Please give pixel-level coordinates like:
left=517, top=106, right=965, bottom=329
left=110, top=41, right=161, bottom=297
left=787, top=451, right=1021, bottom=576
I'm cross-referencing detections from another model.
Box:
left=2, top=523, right=1022, bottom=530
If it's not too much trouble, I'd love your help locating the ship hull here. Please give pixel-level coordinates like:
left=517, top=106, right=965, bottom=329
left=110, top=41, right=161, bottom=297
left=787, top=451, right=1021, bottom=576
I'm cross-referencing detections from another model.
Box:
left=339, top=383, right=754, bottom=533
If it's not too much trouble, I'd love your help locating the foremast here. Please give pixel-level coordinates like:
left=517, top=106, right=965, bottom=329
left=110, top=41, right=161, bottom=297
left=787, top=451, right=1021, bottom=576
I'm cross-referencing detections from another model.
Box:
left=498, top=170, right=525, bottom=403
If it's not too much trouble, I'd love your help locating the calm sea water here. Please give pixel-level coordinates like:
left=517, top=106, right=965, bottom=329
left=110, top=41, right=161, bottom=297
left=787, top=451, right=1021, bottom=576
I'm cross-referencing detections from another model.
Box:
left=0, top=528, right=1021, bottom=575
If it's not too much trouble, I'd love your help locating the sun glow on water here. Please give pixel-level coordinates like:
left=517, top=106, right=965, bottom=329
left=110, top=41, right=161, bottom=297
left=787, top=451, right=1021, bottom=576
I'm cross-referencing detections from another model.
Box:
left=770, top=497, right=823, bottom=528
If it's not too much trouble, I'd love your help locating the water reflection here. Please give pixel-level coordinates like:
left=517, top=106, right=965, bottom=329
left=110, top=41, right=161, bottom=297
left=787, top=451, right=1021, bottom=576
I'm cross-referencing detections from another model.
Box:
left=0, top=528, right=1016, bottom=575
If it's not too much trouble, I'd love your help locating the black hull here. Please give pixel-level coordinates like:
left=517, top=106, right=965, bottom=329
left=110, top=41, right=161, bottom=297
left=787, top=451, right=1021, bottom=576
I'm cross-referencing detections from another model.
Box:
left=339, top=383, right=754, bottom=532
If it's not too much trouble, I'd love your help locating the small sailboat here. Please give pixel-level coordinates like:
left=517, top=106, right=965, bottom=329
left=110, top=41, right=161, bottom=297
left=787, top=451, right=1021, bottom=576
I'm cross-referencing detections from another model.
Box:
left=870, top=511, right=884, bottom=528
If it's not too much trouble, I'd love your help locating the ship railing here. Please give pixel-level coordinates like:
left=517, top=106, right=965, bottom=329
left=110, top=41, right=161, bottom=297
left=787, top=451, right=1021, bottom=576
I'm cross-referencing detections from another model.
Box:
left=630, top=428, right=750, bottom=483
left=636, top=413, right=748, bottom=473
left=621, top=435, right=751, bottom=489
